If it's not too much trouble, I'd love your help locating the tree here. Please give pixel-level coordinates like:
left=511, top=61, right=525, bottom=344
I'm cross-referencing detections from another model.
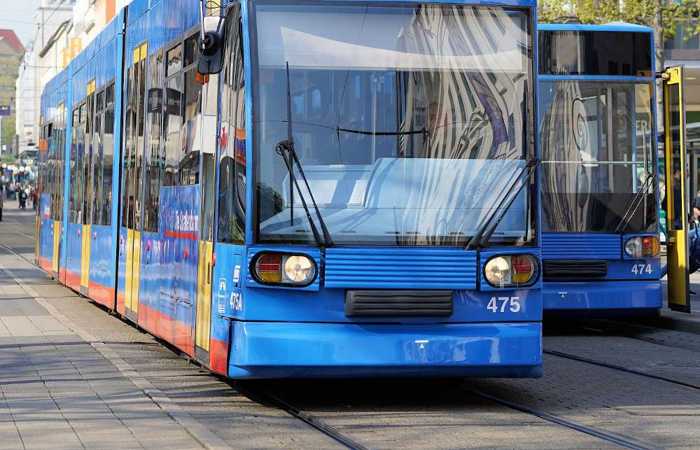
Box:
left=539, top=0, right=700, bottom=39
left=539, top=0, right=700, bottom=75
left=1, top=114, right=15, bottom=148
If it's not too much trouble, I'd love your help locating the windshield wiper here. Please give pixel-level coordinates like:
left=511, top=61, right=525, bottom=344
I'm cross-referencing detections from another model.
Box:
left=613, top=173, right=655, bottom=233
left=465, top=159, right=538, bottom=250
left=275, top=62, right=333, bottom=247
left=335, top=127, right=426, bottom=137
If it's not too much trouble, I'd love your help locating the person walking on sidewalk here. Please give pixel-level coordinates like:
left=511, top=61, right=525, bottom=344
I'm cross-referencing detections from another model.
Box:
left=0, top=185, right=4, bottom=221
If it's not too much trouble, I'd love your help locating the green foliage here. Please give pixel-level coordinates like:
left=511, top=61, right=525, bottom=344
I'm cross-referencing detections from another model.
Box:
left=1, top=114, right=15, bottom=147
left=538, top=0, right=700, bottom=40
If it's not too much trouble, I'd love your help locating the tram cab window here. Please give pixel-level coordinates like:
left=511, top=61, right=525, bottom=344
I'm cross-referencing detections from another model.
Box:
left=217, top=7, right=245, bottom=244
left=540, top=81, right=656, bottom=232
left=539, top=31, right=652, bottom=77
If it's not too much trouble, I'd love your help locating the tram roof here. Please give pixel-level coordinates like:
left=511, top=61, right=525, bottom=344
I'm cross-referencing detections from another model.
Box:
left=538, top=22, right=653, bottom=34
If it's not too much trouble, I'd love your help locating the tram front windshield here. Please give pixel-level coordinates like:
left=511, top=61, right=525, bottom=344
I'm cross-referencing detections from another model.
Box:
left=540, top=81, right=656, bottom=233
left=253, top=3, right=534, bottom=246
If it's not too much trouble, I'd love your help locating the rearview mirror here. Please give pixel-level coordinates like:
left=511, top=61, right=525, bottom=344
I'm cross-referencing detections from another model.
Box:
left=198, top=16, right=225, bottom=75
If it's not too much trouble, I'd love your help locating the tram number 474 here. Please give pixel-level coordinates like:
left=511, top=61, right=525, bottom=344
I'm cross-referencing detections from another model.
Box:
left=487, top=296, right=521, bottom=313
left=631, top=264, right=652, bottom=275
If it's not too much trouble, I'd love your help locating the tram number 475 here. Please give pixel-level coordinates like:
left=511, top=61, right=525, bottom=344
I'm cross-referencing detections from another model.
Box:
left=487, top=296, right=521, bottom=313
left=631, top=264, right=652, bottom=275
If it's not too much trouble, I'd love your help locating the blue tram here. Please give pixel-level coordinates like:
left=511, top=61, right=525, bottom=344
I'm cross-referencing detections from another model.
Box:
left=538, top=23, right=664, bottom=314
left=36, top=0, right=544, bottom=378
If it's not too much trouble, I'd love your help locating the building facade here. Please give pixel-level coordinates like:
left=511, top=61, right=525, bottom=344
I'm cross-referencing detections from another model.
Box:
left=14, top=0, right=75, bottom=152
left=0, top=29, right=24, bottom=155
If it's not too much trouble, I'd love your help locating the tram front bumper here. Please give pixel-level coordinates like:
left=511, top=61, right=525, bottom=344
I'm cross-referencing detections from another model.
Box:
left=543, top=280, right=662, bottom=311
left=226, top=321, right=542, bottom=378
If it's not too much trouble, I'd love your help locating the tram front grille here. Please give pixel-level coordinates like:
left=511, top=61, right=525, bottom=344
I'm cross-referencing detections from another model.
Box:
left=345, top=290, right=453, bottom=317
left=543, top=260, right=608, bottom=281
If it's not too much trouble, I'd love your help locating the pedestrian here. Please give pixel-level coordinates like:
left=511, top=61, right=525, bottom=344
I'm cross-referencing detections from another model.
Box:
left=693, top=189, right=700, bottom=220
left=0, top=185, right=4, bottom=222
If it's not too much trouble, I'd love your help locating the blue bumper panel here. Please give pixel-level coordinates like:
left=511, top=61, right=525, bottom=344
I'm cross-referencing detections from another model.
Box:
left=544, top=280, right=662, bottom=310
left=229, top=321, right=542, bottom=378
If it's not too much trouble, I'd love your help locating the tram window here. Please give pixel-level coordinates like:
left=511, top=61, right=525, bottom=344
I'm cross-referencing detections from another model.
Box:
left=180, top=67, right=201, bottom=185
left=92, top=90, right=105, bottom=225
left=102, top=83, right=115, bottom=226
left=539, top=31, right=652, bottom=77
left=217, top=8, right=245, bottom=244
left=133, top=52, right=147, bottom=229
left=70, top=105, right=83, bottom=223
left=163, top=72, right=184, bottom=186
left=166, top=44, right=183, bottom=77
left=122, top=65, right=136, bottom=229
left=184, top=35, right=198, bottom=68
left=540, top=81, right=656, bottom=232
left=144, top=52, right=164, bottom=232
left=83, top=93, right=95, bottom=225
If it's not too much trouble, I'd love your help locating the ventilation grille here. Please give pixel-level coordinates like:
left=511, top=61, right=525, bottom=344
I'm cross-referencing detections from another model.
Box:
left=325, top=248, right=477, bottom=289
left=345, top=290, right=453, bottom=317
left=542, top=233, right=620, bottom=260
left=543, top=260, right=608, bottom=281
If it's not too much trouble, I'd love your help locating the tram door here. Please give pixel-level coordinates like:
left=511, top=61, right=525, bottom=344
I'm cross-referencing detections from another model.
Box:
left=121, top=43, right=148, bottom=320
left=663, top=66, right=691, bottom=313
left=194, top=76, right=219, bottom=362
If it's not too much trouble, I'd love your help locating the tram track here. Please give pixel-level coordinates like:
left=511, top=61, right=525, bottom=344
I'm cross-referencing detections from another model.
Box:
left=234, top=382, right=369, bottom=450
left=543, top=349, right=700, bottom=390
left=468, top=388, right=659, bottom=450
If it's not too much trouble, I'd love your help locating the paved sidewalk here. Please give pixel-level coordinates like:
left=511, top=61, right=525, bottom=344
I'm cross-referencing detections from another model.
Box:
left=0, top=206, right=337, bottom=450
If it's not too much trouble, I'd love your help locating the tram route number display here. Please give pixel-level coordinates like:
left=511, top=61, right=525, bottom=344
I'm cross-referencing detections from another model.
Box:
left=487, top=296, right=521, bottom=313
left=631, top=264, right=652, bottom=275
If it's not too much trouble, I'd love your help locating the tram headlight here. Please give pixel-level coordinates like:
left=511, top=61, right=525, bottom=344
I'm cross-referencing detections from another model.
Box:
left=283, top=255, right=316, bottom=284
left=624, top=236, right=660, bottom=258
left=252, top=253, right=317, bottom=286
left=484, top=254, right=538, bottom=288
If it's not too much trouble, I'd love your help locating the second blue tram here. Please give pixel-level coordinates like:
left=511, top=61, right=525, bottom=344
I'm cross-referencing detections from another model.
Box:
left=36, top=0, right=544, bottom=378
left=538, top=23, right=662, bottom=314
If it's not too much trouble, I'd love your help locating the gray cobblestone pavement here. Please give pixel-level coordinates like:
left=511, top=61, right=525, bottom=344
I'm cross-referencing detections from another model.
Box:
left=2, top=202, right=700, bottom=449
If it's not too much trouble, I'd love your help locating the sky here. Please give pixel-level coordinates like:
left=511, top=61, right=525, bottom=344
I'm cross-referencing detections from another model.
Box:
left=0, top=0, right=42, bottom=48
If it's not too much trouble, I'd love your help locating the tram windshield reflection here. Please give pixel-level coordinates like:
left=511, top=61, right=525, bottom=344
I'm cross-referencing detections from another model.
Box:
left=253, top=3, right=535, bottom=246
left=540, top=81, right=657, bottom=233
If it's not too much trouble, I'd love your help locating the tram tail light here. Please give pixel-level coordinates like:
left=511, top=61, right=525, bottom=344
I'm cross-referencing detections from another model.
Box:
left=254, top=254, right=283, bottom=283
left=252, top=253, right=317, bottom=286
left=642, top=236, right=660, bottom=257
left=484, top=254, right=538, bottom=288
left=625, top=236, right=660, bottom=258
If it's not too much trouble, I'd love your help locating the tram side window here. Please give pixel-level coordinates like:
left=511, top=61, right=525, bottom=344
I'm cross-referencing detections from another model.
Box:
left=70, top=105, right=84, bottom=223
left=143, top=52, right=164, bottom=232
left=53, top=109, right=65, bottom=222
left=102, top=83, right=115, bottom=226
left=218, top=9, right=246, bottom=244
left=134, top=50, right=147, bottom=229
left=44, top=122, right=53, bottom=218
left=122, top=48, right=147, bottom=230
left=163, top=44, right=184, bottom=187
left=180, top=34, right=202, bottom=186
left=121, top=66, right=134, bottom=228
left=92, top=90, right=104, bottom=225
left=83, top=92, right=95, bottom=225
